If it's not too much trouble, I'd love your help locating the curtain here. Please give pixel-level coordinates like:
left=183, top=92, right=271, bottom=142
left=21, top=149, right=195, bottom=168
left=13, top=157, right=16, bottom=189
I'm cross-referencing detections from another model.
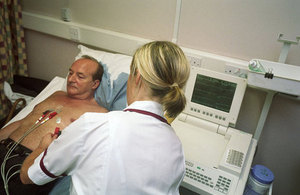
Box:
left=0, top=0, right=28, bottom=120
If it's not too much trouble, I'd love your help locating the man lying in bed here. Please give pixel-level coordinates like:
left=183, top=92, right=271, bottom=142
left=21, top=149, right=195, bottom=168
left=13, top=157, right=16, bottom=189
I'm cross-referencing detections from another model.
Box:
left=0, top=55, right=108, bottom=195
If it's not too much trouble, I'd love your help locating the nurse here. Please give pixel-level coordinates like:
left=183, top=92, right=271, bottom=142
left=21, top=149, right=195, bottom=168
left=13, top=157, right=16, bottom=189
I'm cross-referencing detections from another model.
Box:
left=20, top=41, right=190, bottom=195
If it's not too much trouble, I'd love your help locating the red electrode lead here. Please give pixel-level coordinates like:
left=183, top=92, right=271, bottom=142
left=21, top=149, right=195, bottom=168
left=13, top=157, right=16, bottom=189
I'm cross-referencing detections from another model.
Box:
left=49, top=112, right=58, bottom=119
left=54, top=127, right=61, bottom=137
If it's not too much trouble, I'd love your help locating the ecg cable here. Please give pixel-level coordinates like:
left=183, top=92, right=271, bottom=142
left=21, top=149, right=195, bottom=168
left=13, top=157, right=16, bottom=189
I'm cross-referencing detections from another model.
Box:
left=1, top=109, right=60, bottom=195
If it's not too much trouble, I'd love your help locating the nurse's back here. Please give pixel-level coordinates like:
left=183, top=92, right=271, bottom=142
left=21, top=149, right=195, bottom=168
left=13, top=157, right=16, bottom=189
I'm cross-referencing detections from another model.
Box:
left=105, top=102, right=185, bottom=194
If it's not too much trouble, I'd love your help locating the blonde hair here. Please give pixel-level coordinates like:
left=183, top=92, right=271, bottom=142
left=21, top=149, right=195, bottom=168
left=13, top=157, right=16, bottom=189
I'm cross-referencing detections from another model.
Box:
left=130, top=41, right=190, bottom=118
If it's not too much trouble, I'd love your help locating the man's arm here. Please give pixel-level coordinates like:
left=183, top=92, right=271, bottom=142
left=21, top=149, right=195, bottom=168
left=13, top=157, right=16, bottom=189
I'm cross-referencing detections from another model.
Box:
left=20, top=133, right=58, bottom=184
left=0, top=120, right=22, bottom=141
left=20, top=147, right=44, bottom=184
left=0, top=106, right=38, bottom=141
left=0, top=92, right=58, bottom=141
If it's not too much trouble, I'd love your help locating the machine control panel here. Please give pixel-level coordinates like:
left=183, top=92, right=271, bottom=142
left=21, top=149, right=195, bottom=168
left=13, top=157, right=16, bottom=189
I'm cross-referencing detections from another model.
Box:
left=182, top=160, right=238, bottom=195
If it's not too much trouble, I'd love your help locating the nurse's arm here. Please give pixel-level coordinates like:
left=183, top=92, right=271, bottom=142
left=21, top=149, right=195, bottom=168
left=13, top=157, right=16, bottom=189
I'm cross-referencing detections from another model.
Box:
left=20, top=133, right=58, bottom=184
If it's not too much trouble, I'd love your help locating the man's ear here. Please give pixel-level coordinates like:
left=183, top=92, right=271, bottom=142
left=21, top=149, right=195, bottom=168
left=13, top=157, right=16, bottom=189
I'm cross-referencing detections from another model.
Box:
left=92, top=80, right=100, bottom=89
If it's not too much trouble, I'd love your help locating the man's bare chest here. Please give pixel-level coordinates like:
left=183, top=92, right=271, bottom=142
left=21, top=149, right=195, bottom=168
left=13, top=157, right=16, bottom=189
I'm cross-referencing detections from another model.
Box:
left=9, top=97, right=98, bottom=150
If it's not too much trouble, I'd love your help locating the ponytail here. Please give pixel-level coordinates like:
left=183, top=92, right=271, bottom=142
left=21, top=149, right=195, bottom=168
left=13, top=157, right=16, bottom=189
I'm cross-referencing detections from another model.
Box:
left=162, top=85, right=186, bottom=118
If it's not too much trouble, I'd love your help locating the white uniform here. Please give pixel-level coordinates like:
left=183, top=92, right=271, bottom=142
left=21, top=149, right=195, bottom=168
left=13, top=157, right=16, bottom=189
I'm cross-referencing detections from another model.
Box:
left=28, top=101, right=185, bottom=195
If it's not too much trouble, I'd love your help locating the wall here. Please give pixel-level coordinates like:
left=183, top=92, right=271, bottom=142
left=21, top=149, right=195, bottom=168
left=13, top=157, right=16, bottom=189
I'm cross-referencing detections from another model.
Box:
left=22, top=0, right=300, bottom=65
left=25, top=30, right=78, bottom=81
left=22, top=0, right=300, bottom=194
left=22, top=0, right=176, bottom=41
left=252, top=93, right=300, bottom=195
left=178, top=0, right=300, bottom=64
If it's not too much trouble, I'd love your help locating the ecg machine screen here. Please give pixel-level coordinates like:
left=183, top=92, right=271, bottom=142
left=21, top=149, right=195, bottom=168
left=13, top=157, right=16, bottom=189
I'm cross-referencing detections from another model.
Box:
left=191, top=74, right=237, bottom=113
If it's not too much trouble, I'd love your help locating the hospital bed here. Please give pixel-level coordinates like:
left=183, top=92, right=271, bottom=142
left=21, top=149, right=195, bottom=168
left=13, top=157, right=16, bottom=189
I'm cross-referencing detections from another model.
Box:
left=4, top=45, right=257, bottom=195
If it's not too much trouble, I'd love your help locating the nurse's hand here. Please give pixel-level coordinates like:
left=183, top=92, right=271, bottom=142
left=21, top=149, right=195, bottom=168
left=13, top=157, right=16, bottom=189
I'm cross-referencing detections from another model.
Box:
left=38, top=132, right=58, bottom=150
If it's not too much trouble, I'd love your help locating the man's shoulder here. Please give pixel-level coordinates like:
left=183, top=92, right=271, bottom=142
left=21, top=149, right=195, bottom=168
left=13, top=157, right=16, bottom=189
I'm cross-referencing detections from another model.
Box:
left=38, top=91, right=67, bottom=104
left=52, top=90, right=67, bottom=96
left=88, top=101, right=109, bottom=113
left=45, top=90, right=67, bottom=99
left=34, top=91, right=66, bottom=106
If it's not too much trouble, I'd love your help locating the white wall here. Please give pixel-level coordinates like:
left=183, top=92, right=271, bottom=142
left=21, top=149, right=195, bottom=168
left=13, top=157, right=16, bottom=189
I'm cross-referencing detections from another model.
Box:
left=23, top=0, right=176, bottom=41
left=22, top=0, right=300, bottom=194
left=25, top=30, right=79, bottom=81
left=178, top=0, right=300, bottom=64
left=23, top=0, right=300, bottom=65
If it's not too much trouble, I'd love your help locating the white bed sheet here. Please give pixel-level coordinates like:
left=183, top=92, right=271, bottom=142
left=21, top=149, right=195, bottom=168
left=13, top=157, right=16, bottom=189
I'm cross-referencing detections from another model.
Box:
left=6, top=76, right=66, bottom=126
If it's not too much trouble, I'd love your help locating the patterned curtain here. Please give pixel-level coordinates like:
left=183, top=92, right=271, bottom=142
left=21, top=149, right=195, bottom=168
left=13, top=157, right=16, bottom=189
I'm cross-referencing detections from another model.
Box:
left=0, top=0, right=28, bottom=120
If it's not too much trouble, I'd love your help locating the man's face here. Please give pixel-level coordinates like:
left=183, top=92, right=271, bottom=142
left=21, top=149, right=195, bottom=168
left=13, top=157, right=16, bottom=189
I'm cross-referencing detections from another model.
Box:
left=67, top=58, right=99, bottom=99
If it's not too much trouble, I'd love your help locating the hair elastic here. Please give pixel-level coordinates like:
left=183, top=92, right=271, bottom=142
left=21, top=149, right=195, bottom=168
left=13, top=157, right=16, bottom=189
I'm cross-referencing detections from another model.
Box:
left=170, top=83, right=179, bottom=88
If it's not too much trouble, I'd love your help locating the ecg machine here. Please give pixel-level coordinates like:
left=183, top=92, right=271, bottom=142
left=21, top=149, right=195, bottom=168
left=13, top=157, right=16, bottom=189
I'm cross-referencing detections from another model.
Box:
left=172, top=67, right=255, bottom=195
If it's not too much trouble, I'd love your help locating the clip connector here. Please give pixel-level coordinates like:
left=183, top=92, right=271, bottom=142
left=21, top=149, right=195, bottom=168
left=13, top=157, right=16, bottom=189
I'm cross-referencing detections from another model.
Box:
left=264, top=72, right=274, bottom=79
left=54, top=127, right=61, bottom=137
left=49, top=112, right=58, bottom=119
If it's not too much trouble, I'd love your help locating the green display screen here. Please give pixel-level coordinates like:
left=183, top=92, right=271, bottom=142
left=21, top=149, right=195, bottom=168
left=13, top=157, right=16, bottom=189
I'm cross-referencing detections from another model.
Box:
left=191, top=74, right=237, bottom=113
